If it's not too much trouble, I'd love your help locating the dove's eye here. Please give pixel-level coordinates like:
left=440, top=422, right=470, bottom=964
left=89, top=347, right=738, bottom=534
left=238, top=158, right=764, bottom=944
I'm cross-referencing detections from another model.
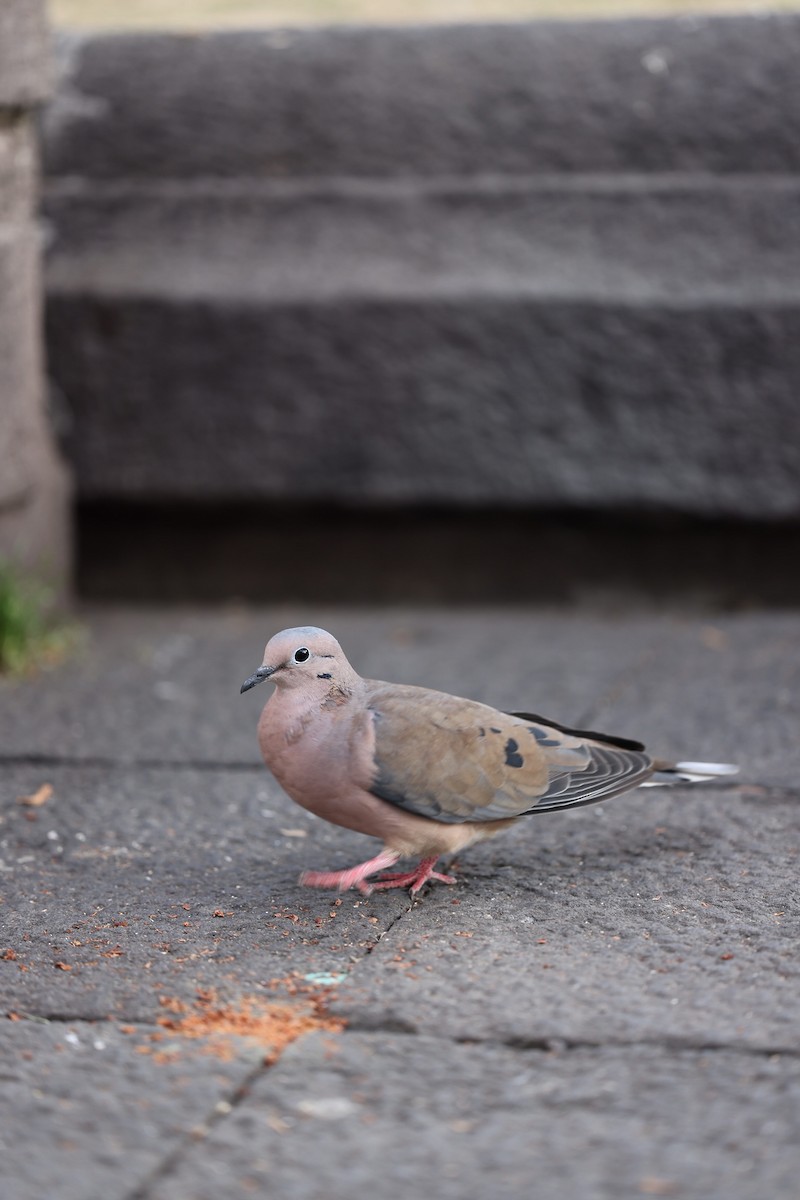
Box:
left=293, top=647, right=310, bottom=663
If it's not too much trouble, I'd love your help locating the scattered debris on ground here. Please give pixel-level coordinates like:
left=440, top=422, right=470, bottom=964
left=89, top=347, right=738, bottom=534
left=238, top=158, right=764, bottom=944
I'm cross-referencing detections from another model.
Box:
left=130, top=981, right=345, bottom=1066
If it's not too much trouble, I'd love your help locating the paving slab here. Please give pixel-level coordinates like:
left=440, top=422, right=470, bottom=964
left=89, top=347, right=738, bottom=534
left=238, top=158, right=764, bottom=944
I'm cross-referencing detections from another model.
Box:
left=2, top=606, right=798, bottom=1199
left=147, top=1031, right=800, bottom=1200
left=585, top=611, right=800, bottom=787
left=0, top=762, right=409, bottom=1021
left=330, top=785, right=799, bottom=1051
left=0, top=606, right=671, bottom=763
left=0, top=1019, right=260, bottom=1200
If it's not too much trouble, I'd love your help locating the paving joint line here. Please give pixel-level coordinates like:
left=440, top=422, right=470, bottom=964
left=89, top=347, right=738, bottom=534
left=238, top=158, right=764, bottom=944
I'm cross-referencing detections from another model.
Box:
left=333, top=1018, right=800, bottom=1061
left=11, top=1004, right=796, bottom=1063
left=4, top=1011, right=166, bottom=1027
left=494, top=1032, right=800, bottom=1059
left=0, top=753, right=263, bottom=772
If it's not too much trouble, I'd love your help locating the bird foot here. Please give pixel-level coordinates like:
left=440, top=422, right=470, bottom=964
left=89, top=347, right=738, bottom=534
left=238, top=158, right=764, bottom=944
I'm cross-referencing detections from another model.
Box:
left=299, top=849, right=401, bottom=896
left=371, top=856, right=457, bottom=894
left=299, top=852, right=456, bottom=896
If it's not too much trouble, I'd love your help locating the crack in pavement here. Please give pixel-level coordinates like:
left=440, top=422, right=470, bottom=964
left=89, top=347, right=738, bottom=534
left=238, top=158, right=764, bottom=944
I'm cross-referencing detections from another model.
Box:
left=330, top=1019, right=800, bottom=1061
left=10, top=1003, right=798, bottom=1062
left=493, top=1032, right=800, bottom=1060
left=123, top=1058, right=268, bottom=1200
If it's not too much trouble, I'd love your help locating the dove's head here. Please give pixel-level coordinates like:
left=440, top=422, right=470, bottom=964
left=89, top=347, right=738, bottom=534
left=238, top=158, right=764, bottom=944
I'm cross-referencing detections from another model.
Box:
left=240, top=627, right=356, bottom=694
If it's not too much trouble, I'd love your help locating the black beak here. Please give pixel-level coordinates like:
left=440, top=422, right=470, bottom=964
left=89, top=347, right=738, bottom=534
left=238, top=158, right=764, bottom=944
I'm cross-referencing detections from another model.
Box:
left=240, top=665, right=276, bottom=694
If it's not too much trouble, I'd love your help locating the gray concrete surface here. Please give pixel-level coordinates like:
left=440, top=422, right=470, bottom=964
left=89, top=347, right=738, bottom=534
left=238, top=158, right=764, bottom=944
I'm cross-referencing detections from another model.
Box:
left=0, top=0, right=71, bottom=594
left=1, top=605, right=799, bottom=1197
left=42, top=15, right=800, bottom=521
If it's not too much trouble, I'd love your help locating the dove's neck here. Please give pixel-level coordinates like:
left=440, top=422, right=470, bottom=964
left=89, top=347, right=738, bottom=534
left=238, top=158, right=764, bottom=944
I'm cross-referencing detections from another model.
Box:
left=271, top=664, right=363, bottom=710
left=259, top=669, right=365, bottom=769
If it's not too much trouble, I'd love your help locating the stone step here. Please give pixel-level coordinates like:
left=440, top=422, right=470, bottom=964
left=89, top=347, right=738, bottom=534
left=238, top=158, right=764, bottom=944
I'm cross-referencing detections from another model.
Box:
left=44, top=16, right=800, bottom=179
left=46, top=288, right=800, bottom=515
left=41, top=16, right=800, bottom=524
left=44, top=175, right=800, bottom=306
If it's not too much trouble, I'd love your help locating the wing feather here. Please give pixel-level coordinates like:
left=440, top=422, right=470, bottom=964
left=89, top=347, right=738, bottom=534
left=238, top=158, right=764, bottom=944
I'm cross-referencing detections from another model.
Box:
left=365, top=684, right=653, bottom=824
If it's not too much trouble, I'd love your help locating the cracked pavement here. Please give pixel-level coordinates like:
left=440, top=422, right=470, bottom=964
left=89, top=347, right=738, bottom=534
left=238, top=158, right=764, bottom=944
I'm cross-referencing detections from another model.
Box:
left=1, top=605, right=799, bottom=1198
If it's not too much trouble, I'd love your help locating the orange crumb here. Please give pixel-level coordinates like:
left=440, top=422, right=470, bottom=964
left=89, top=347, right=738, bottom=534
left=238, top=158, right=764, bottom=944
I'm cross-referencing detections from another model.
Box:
left=153, top=986, right=345, bottom=1065
left=17, top=783, right=53, bottom=808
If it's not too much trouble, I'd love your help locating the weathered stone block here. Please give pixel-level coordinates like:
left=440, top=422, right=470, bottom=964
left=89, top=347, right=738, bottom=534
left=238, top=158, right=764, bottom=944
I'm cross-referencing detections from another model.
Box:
left=0, top=1, right=70, bottom=595
left=0, top=222, right=70, bottom=587
left=0, top=228, right=39, bottom=507
left=40, top=15, right=800, bottom=564
left=44, top=16, right=800, bottom=180
left=0, top=0, right=50, bottom=106
left=0, top=116, right=36, bottom=222
left=46, top=291, right=800, bottom=518
left=44, top=174, right=800, bottom=518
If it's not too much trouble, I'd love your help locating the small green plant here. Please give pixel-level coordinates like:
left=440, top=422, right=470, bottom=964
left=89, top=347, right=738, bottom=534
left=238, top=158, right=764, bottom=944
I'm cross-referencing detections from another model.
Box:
left=0, top=564, right=74, bottom=675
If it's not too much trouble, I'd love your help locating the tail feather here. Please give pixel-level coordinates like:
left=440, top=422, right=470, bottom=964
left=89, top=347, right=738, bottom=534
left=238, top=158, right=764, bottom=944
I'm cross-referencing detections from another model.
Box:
left=641, top=761, right=739, bottom=787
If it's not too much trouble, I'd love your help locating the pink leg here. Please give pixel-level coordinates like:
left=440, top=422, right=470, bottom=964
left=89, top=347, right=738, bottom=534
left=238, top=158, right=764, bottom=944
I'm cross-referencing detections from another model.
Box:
left=299, top=849, right=401, bottom=896
left=371, top=856, right=457, bottom=894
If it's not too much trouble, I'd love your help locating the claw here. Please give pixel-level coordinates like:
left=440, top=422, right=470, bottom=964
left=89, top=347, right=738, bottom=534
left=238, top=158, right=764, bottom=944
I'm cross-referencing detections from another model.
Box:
left=371, top=857, right=457, bottom=894
left=299, top=852, right=456, bottom=895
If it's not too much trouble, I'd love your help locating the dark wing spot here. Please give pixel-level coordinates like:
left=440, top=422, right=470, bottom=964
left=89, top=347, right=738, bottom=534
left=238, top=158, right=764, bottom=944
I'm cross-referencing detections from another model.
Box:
left=529, top=726, right=561, bottom=747
left=490, top=727, right=502, bottom=734
left=478, top=726, right=486, bottom=738
left=317, top=672, right=332, bottom=680
left=504, top=738, right=524, bottom=768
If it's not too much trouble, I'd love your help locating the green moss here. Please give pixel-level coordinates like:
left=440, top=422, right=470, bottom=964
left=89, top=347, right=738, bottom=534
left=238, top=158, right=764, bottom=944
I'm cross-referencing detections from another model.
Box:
left=0, top=564, right=76, bottom=676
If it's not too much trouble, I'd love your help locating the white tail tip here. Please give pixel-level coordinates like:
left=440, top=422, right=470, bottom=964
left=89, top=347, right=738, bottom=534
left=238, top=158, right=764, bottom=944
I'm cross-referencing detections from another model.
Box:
left=641, top=761, right=740, bottom=787
left=674, top=761, right=739, bottom=777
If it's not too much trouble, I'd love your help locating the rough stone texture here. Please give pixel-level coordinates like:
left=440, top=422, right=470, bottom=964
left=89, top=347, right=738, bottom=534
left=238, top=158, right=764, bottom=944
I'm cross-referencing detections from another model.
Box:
left=0, top=119, right=36, bottom=222
left=1, top=606, right=799, bottom=1198
left=1, top=1021, right=258, bottom=1200
left=0, top=761, right=410, bottom=1021
left=0, top=0, right=50, bottom=106
left=42, top=16, right=800, bottom=529
left=335, top=789, right=800, bottom=1050
left=146, top=1034, right=800, bottom=1200
left=46, top=290, right=800, bottom=515
left=43, top=18, right=800, bottom=178
left=0, top=1, right=71, bottom=594
left=0, top=607, right=710, bottom=763
left=0, top=221, right=40, bottom=509
left=0, top=218, right=71, bottom=588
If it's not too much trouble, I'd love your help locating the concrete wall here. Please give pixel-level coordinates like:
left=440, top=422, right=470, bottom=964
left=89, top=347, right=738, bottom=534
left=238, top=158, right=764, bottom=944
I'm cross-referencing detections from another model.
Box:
left=40, top=15, right=800, bottom=598
left=0, top=0, right=71, bottom=595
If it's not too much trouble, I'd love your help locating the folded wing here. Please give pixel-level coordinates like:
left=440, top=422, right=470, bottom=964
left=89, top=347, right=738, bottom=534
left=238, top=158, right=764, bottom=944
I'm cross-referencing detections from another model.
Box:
left=366, top=684, right=653, bottom=824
